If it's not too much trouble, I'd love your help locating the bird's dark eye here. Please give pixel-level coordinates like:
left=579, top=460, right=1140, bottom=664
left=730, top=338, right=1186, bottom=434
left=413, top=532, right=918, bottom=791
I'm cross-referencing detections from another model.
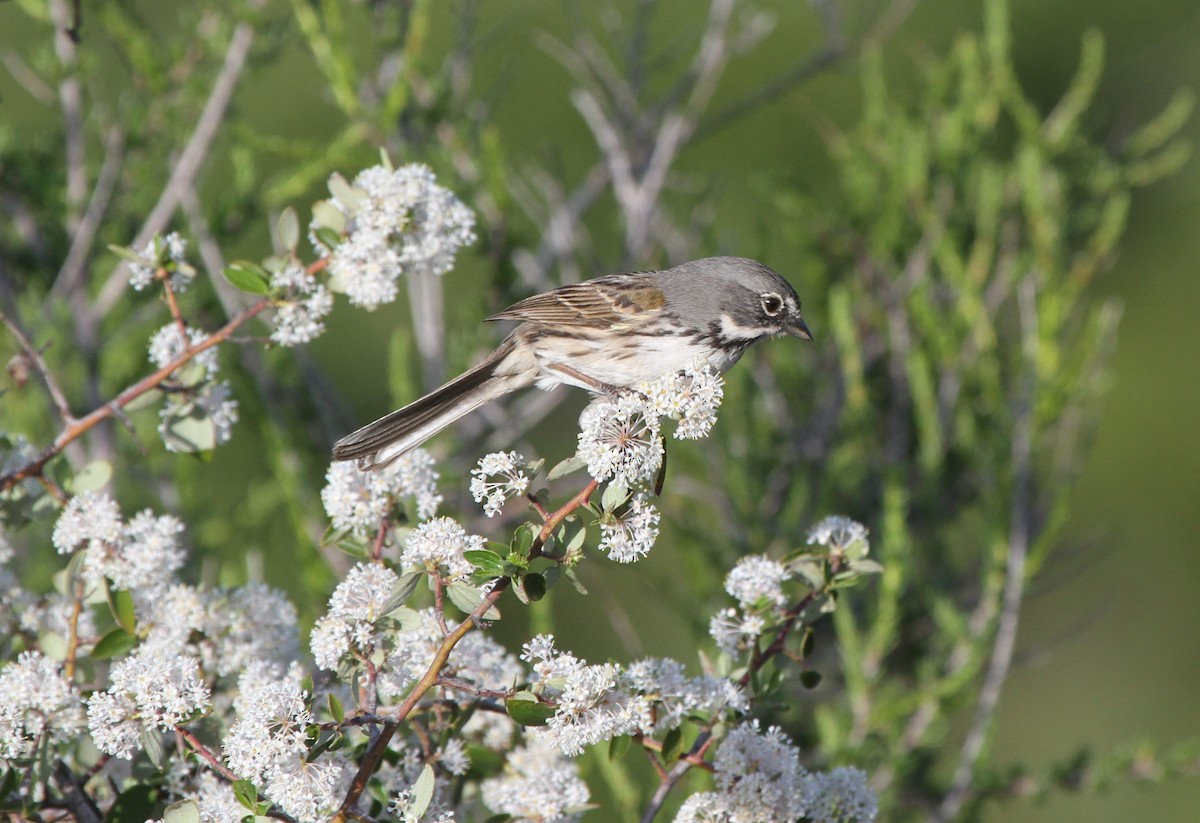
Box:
left=761, top=293, right=783, bottom=316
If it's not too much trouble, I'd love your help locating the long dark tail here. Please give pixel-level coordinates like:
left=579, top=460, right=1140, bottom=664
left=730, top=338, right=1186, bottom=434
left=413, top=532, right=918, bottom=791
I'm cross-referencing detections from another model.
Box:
left=332, top=338, right=529, bottom=469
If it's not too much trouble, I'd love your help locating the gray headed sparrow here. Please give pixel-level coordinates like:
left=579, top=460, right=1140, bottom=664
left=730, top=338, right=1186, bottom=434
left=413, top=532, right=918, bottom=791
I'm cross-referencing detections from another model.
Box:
left=333, top=256, right=811, bottom=468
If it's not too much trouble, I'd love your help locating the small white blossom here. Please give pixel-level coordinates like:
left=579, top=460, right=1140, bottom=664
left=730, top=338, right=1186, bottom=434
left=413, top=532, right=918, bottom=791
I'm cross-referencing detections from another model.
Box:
left=224, top=674, right=342, bottom=821
left=401, top=516, right=483, bottom=580
left=807, top=516, right=870, bottom=554
left=725, top=555, right=791, bottom=608
left=639, top=361, right=725, bottom=440
left=470, top=451, right=530, bottom=517
left=311, top=562, right=400, bottom=670
left=803, top=766, right=878, bottom=823
left=0, top=651, right=85, bottom=760
left=438, top=738, right=470, bottom=776
left=87, top=650, right=210, bottom=758
left=480, top=737, right=590, bottom=823
left=709, top=607, right=766, bottom=656
left=52, top=492, right=122, bottom=555
left=270, top=264, right=333, bottom=346
left=321, top=451, right=441, bottom=537
left=203, top=583, right=300, bottom=677
left=102, top=509, right=186, bottom=592
left=576, top=395, right=663, bottom=487
left=674, top=720, right=811, bottom=823
left=321, top=164, right=476, bottom=310
left=129, top=232, right=192, bottom=292
left=598, top=493, right=660, bottom=563
left=147, top=323, right=218, bottom=378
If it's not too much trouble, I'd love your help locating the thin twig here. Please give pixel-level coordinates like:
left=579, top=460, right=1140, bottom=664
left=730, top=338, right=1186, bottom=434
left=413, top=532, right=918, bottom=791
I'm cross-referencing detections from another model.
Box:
left=0, top=308, right=75, bottom=423
left=0, top=298, right=271, bottom=492
left=94, top=22, right=255, bottom=314
left=51, top=125, right=126, bottom=300
left=935, top=276, right=1039, bottom=822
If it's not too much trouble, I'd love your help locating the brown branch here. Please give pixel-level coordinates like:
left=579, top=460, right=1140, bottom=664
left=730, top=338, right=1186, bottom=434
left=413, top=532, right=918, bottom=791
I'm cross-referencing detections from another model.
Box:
left=0, top=298, right=271, bottom=492
left=333, top=478, right=599, bottom=821
left=0, top=308, right=75, bottom=424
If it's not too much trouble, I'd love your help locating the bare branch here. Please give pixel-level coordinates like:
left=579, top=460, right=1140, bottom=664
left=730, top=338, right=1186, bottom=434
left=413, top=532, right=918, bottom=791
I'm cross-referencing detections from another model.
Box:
left=0, top=308, right=75, bottom=424
left=51, top=125, right=126, bottom=300
left=936, top=275, right=1039, bottom=822
left=94, top=22, right=255, bottom=314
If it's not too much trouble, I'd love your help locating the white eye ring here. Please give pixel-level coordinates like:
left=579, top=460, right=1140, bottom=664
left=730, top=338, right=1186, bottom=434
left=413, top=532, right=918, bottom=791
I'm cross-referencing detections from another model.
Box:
left=761, top=293, right=784, bottom=316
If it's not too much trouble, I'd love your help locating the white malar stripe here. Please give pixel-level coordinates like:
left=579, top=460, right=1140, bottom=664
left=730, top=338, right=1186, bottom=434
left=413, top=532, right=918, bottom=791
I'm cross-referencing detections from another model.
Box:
left=718, top=313, right=764, bottom=341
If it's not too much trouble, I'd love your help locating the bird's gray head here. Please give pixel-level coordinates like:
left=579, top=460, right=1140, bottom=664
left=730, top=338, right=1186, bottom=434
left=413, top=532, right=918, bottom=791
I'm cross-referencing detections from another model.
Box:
left=661, top=256, right=813, bottom=349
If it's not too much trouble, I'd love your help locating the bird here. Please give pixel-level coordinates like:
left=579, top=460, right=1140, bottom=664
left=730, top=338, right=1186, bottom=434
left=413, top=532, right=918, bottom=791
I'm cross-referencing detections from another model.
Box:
left=332, top=256, right=812, bottom=469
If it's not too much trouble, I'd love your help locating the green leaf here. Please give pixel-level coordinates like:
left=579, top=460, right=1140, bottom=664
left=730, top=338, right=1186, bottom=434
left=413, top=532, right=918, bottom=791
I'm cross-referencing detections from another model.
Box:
left=464, top=549, right=505, bottom=572
left=800, top=670, right=822, bottom=689
left=66, top=460, right=112, bottom=494
left=379, top=573, right=422, bottom=617
left=124, top=387, right=163, bottom=413
left=311, top=200, right=346, bottom=235
left=601, top=481, right=629, bottom=513
left=108, top=243, right=156, bottom=268
left=314, top=226, right=343, bottom=252
left=141, top=726, right=165, bottom=769
left=159, top=402, right=216, bottom=453
left=223, top=261, right=271, bottom=295
left=446, top=583, right=500, bottom=620
left=277, top=207, right=300, bottom=251
left=163, top=800, right=201, bottom=823
left=91, top=628, right=137, bottom=660
left=522, top=572, right=546, bottom=602
left=232, top=780, right=258, bottom=811
left=104, top=784, right=160, bottom=823
left=547, top=454, right=586, bottom=480
left=327, top=693, right=344, bottom=724
left=109, top=587, right=137, bottom=634
left=410, top=764, right=435, bottom=819
left=661, top=727, right=684, bottom=763
left=608, top=734, right=632, bottom=761
left=505, top=695, right=556, bottom=726
left=390, top=606, right=424, bottom=632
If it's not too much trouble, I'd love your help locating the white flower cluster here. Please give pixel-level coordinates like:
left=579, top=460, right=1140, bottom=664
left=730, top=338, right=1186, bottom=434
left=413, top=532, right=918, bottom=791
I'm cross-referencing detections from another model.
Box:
left=321, top=450, right=442, bottom=537
left=577, top=362, right=725, bottom=488
left=470, top=450, right=531, bottom=517
left=520, top=635, right=746, bottom=758
left=0, top=651, right=85, bottom=760
left=147, top=322, right=238, bottom=451
left=321, top=163, right=476, bottom=310
left=400, top=516, right=484, bottom=580
left=51, top=492, right=300, bottom=678
left=224, top=670, right=344, bottom=820
left=480, top=737, right=591, bottom=823
left=52, top=492, right=185, bottom=594
left=598, top=492, right=660, bottom=563
left=573, top=362, right=723, bottom=563
left=725, top=555, right=791, bottom=608
left=87, top=649, right=210, bottom=758
left=129, top=231, right=192, bottom=292
left=310, top=562, right=402, bottom=671
left=638, top=361, right=725, bottom=440
left=808, top=515, right=871, bottom=555
left=709, top=555, right=797, bottom=655
left=577, top=394, right=664, bottom=488
left=270, top=263, right=334, bottom=346
left=674, top=721, right=877, bottom=823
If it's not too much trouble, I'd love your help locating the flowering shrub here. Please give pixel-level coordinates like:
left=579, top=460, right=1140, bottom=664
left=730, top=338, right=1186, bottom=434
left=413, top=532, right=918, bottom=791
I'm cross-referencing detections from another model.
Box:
left=0, top=162, right=882, bottom=822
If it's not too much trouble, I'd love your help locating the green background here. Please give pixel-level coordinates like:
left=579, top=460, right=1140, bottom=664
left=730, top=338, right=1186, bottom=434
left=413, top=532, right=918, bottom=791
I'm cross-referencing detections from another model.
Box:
left=1, top=1, right=1197, bottom=820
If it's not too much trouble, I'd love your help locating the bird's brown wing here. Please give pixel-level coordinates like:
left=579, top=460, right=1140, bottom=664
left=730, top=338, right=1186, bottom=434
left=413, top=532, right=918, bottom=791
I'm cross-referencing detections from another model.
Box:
left=487, top=273, right=666, bottom=329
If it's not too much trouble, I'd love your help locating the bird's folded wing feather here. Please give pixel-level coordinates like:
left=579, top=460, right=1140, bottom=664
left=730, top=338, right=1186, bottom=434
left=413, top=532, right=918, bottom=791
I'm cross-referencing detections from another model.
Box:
left=486, top=273, right=666, bottom=328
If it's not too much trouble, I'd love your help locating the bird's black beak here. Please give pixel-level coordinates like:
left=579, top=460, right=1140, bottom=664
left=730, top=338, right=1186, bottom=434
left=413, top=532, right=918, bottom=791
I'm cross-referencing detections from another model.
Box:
left=786, top=316, right=813, bottom=342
